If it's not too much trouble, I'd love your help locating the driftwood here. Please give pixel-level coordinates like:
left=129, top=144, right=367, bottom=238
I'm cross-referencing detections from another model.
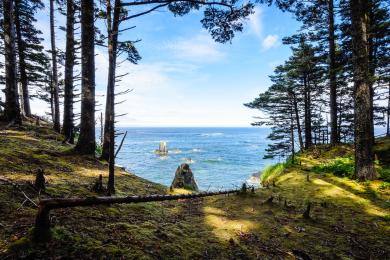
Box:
left=34, top=189, right=239, bottom=241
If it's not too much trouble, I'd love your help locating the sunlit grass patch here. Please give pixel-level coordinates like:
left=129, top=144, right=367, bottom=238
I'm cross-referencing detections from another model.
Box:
left=260, top=162, right=290, bottom=184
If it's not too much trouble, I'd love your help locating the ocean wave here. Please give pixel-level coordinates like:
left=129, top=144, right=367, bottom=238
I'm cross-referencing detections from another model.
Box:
left=170, top=148, right=182, bottom=154
left=246, top=175, right=260, bottom=187
left=204, top=157, right=223, bottom=163
left=200, top=133, right=224, bottom=137
left=189, top=148, right=204, bottom=153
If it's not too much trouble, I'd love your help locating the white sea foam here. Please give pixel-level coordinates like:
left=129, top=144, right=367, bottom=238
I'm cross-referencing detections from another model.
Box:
left=170, top=149, right=182, bottom=154
left=246, top=175, right=260, bottom=187
left=181, top=158, right=196, bottom=164
left=190, top=148, right=204, bottom=153
left=200, top=133, right=223, bottom=137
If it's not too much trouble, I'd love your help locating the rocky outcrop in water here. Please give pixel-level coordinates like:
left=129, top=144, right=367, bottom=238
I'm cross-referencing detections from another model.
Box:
left=155, top=141, right=168, bottom=155
left=171, top=163, right=198, bottom=191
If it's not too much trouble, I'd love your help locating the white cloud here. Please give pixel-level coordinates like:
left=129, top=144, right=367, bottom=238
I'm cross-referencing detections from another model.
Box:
left=262, top=35, right=279, bottom=50
left=248, top=7, right=263, bottom=38
left=164, top=34, right=225, bottom=63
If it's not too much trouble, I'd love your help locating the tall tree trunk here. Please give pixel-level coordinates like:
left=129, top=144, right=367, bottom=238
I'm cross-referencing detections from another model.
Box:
left=101, top=0, right=120, bottom=163
left=387, top=82, right=390, bottom=137
left=106, top=0, right=121, bottom=193
left=368, top=7, right=376, bottom=145
left=14, top=0, right=31, bottom=117
left=328, top=0, right=338, bottom=145
left=350, top=0, right=376, bottom=180
left=75, top=0, right=96, bottom=155
left=290, top=106, right=295, bottom=163
left=290, top=91, right=304, bottom=150
left=50, top=0, right=61, bottom=132
left=63, top=0, right=75, bottom=144
left=2, top=0, right=21, bottom=124
left=304, top=75, right=312, bottom=149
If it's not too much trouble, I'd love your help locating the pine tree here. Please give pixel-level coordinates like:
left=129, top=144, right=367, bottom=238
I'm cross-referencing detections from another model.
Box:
left=246, top=37, right=325, bottom=158
left=49, top=0, right=60, bottom=132
left=2, top=0, right=22, bottom=124
left=75, top=0, right=95, bottom=154
left=14, top=0, right=47, bottom=117
left=350, top=0, right=376, bottom=180
left=245, top=65, right=296, bottom=160
left=62, top=0, right=78, bottom=143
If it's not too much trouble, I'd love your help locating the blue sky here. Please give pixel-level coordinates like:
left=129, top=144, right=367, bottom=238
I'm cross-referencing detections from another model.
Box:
left=32, top=2, right=301, bottom=126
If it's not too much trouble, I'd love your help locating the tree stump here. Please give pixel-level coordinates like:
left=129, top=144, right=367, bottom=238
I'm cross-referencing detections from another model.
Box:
left=303, top=201, right=312, bottom=219
left=34, top=169, right=45, bottom=191
left=92, top=174, right=104, bottom=193
left=171, top=163, right=198, bottom=191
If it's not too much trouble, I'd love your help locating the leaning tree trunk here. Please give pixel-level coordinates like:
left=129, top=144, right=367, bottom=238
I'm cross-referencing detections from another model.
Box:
left=350, top=0, right=376, bottom=180
left=62, top=0, right=75, bottom=144
left=50, top=0, right=61, bottom=132
left=75, top=0, right=96, bottom=155
left=2, top=0, right=21, bottom=124
left=328, top=0, right=338, bottom=145
left=14, top=0, right=31, bottom=117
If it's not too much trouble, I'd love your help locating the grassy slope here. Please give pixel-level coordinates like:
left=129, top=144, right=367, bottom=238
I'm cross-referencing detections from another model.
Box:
left=0, top=124, right=389, bottom=259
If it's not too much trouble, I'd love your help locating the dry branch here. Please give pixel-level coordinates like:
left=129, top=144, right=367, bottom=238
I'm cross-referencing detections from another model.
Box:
left=34, top=189, right=240, bottom=240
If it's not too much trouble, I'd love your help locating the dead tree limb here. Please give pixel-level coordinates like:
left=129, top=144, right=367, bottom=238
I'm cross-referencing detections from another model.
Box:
left=114, top=130, right=127, bottom=158
left=34, top=189, right=239, bottom=240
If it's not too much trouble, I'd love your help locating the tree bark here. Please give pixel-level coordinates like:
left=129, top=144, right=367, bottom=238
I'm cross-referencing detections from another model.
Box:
left=50, top=0, right=61, bottom=132
left=106, top=0, right=121, bottom=193
left=101, top=0, right=120, bottom=162
left=62, top=0, right=76, bottom=144
left=290, top=106, right=295, bottom=163
left=350, top=0, right=376, bottom=180
left=328, top=0, right=338, bottom=145
left=75, top=0, right=96, bottom=155
left=2, top=0, right=22, bottom=124
left=367, top=7, right=376, bottom=146
left=14, top=0, right=31, bottom=117
left=304, top=74, right=312, bottom=149
left=387, top=82, right=390, bottom=137
left=290, top=90, right=304, bottom=150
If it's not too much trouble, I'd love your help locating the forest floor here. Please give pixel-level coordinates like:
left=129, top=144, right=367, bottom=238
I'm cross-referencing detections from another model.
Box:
left=0, top=123, right=389, bottom=259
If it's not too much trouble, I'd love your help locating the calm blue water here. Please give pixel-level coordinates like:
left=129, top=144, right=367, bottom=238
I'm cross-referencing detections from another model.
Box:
left=114, top=127, right=275, bottom=191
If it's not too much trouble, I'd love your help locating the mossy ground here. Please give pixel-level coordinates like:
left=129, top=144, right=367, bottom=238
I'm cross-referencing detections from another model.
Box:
left=0, top=123, right=389, bottom=259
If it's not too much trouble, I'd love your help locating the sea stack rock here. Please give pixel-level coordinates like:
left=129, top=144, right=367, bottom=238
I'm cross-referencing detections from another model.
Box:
left=171, top=163, right=199, bottom=191
left=155, top=141, right=168, bottom=155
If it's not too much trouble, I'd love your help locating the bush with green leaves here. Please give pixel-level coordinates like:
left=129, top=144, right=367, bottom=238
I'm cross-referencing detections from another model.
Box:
left=312, top=157, right=354, bottom=177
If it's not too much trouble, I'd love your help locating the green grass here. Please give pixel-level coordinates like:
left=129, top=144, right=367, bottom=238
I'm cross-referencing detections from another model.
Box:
left=1, top=123, right=390, bottom=259
left=260, top=160, right=292, bottom=184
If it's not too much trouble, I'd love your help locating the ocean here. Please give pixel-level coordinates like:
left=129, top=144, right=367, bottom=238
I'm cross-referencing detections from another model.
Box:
left=114, top=127, right=276, bottom=191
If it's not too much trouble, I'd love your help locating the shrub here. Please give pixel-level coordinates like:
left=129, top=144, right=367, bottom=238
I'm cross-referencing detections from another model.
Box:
left=95, top=144, right=103, bottom=157
left=312, top=157, right=354, bottom=178
left=378, top=168, right=390, bottom=182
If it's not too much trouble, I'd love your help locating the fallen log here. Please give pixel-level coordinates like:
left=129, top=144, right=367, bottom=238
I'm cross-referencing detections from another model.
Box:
left=34, top=189, right=240, bottom=241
